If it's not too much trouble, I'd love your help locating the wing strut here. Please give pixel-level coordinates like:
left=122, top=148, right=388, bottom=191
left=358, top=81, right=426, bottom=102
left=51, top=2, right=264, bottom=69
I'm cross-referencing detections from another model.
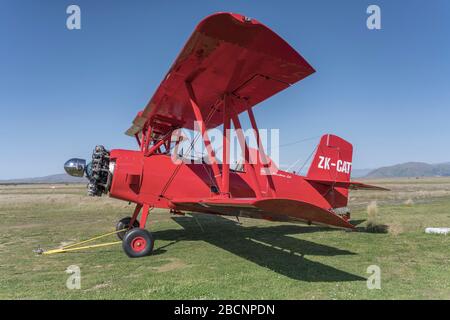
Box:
left=230, top=103, right=263, bottom=198
left=185, top=81, right=223, bottom=194
left=222, top=94, right=231, bottom=197
left=247, top=108, right=276, bottom=197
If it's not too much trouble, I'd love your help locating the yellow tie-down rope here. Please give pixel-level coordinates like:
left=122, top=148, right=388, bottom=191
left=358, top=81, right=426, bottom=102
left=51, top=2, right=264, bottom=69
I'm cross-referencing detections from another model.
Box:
left=35, top=228, right=126, bottom=255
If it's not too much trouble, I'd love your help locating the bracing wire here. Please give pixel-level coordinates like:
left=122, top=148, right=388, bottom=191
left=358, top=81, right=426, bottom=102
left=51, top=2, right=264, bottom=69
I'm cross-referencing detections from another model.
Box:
left=275, top=135, right=321, bottom=148
left=286, top=144, right=317, bottom=175
left=295, top=145, right=317, bottom=175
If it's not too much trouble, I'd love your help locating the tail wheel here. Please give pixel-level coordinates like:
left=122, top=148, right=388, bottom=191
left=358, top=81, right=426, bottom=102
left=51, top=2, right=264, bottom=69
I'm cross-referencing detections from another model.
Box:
left=122, top=228, right=154, bottom=258
left=116, top=217, right=140, bottom=240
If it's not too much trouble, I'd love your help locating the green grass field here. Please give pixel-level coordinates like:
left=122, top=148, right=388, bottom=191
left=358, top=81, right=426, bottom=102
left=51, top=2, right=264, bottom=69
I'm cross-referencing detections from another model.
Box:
left=0, top=178, right=449, bottom=299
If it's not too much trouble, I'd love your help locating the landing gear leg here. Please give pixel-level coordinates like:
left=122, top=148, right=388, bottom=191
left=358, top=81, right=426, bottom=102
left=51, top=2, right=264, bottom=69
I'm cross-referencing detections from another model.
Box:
left=121, top=204, right=154, bottom=258
left=129, top=203, right=143, bottom=227
left=115, top=204, right=142, bottom=240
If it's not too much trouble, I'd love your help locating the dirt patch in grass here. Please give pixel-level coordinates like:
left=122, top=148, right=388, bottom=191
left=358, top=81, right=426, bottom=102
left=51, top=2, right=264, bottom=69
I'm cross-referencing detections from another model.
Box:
left=154, top=258, right=189, bottom=273
left=388, top=223, right=404, bottom=235
left=8, top=223, right=43, bottom=229
left=84, top=282, right=111, bottom=291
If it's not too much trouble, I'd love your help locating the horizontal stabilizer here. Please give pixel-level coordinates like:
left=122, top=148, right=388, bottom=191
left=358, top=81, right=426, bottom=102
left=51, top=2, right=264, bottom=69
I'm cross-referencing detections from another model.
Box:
left=305, top=178, right=389, bottom=191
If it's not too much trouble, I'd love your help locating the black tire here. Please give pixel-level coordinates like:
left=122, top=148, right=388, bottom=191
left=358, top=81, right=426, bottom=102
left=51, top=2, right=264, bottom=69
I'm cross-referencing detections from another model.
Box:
left=116, top=217, right=140, bottom=240
left=122, top=228, right=154, bottom=258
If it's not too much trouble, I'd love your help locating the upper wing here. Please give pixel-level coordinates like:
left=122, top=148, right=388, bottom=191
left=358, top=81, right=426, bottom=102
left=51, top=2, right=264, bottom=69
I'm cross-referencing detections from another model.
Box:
left=126, top=12, right=315, bottom=137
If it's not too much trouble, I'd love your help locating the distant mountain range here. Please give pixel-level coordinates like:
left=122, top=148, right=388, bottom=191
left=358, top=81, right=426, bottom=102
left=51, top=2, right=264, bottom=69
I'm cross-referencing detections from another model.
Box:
left=350, top=168, right=373, bottom=178
left=365, top=162, right=450, bottom=178
left=1, top=162, right=449, bottom=184
left=0, top=173, right=87, bottom=184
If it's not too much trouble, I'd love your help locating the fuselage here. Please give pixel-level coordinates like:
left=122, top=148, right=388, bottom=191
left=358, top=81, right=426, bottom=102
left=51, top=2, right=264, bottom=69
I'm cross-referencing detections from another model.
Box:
left=108, top=149, right=348, bottom=219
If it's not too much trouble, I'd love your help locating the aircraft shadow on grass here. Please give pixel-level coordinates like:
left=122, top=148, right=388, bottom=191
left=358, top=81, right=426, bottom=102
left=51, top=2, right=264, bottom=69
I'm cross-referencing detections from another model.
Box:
left=152, top=214, right=366, bottom=283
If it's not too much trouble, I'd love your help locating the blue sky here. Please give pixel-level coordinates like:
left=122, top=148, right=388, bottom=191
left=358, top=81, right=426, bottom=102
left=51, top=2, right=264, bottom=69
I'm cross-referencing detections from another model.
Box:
left=1, top=0, right=449, bottom=179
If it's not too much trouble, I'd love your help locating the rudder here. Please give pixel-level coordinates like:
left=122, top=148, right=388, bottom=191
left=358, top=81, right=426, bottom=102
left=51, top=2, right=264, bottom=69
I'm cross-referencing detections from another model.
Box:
left=307, top=134, right=353, bottom=181
left=306, top=134, right=353, bottom=209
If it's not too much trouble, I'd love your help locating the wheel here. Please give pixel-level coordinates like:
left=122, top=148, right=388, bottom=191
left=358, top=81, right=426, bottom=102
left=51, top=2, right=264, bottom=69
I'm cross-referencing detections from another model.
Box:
left=122, top=228, right=154, bottom=258
left=116, top=217, right=140, bottom=240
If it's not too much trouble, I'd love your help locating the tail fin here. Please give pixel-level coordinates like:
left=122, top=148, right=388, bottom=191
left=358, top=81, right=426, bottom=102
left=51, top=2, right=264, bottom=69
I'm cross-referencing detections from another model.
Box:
left=305, top=134, right=388, bottom=210
left=307, top=134, right=353, bottom=181
left=306, top=134, right=353, bottom=209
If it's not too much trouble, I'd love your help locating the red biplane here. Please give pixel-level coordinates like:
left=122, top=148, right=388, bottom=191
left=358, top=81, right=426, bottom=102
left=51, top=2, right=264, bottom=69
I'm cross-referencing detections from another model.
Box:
left=65, top=12, right=387, bottom=258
